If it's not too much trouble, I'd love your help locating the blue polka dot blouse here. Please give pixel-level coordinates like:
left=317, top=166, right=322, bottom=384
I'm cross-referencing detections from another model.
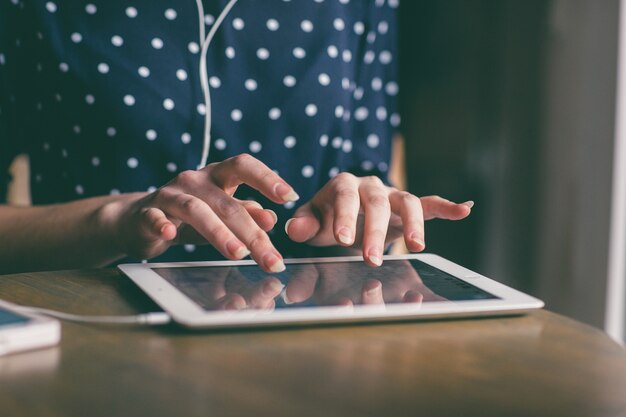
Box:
left=0, top=0, right=400, bottom=261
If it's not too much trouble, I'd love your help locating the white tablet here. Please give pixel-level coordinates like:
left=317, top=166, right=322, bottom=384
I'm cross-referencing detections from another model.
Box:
left=118, top=254, right=544, bottom=329
left=0, top=299, right=61, bottom=356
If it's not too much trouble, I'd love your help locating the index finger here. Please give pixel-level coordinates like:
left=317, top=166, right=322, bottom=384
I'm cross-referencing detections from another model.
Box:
left=208, top=153, right=299, bottom=204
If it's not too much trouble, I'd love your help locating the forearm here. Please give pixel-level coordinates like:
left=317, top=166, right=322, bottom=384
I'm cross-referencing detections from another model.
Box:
left=0, top=194, right=144, bottom=274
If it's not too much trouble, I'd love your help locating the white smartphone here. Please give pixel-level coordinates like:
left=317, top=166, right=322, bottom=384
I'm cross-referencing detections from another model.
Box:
left=0, top=299, right=61, bottom=356
left=118, top=254, right=544, bottom=329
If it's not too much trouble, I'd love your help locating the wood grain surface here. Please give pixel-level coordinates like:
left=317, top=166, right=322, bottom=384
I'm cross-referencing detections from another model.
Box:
left=0, top=268, right=624, bottom=417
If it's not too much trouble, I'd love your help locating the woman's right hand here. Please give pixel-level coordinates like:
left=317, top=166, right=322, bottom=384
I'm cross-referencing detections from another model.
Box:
left=97, top=154, right=299, bottom=273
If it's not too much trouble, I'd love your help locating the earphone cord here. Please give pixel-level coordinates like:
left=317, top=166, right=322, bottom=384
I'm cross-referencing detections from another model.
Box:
left=196, top=0, right=240, bottom=169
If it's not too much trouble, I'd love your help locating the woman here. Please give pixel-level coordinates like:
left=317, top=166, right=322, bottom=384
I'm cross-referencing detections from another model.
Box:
left=0, top=0, right=471, bottom=274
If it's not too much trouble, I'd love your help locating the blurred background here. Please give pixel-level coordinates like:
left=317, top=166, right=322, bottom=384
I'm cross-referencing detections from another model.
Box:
left=399, top=0, right=624, bottom=340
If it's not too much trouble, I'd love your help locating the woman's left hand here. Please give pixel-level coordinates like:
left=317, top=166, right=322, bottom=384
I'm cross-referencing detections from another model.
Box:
left=284, top=173, right=473, bottom=267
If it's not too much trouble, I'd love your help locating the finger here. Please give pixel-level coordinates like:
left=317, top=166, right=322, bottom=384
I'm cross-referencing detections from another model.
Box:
left=420, top=196, right=473, bottom=221
left=209, top=153, right=299, bottom=203
left=389, top=191, right=426, bottom=252
left=245, top=277, right=284, bottom=309
left=330, top=174, right=360, bottom=246
left=213, top=293, right=247, bottom=311
left=236, top=200, right=277, bottom=232
left=403, top=290, right=424, bottom=304
left=139, top=207, right=177, bottom=242
left=285, top=203, right=321, bottom=243
left=152, top=190, right=250, bottom=260
left=361, top=279, right=385, bottom=305
left=359, top=177, right=391, bottom=267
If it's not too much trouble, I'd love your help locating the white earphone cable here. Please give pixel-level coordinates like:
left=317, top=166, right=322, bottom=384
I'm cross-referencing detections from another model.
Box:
left=195, top=0, right=240, bottom=169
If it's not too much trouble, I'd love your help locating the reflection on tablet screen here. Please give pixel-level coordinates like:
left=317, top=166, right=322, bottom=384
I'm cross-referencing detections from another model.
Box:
left=153, top=260, right=498, bottom=312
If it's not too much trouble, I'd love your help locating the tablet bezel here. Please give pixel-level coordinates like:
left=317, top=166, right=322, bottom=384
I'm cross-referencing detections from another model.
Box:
left=118, top=254, right=544, bottom=328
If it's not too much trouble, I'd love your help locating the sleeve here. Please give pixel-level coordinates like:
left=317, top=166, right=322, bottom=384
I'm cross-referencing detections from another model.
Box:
left=0, top=1, right=25, bottom=203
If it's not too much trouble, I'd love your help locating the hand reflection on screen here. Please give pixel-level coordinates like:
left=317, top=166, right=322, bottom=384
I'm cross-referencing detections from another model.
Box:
left=283, top=260, right=447, bottom=308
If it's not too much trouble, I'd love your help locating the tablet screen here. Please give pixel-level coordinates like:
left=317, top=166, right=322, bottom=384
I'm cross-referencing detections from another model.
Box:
left=0, top=307, right=30, bottom=326
left=152, top=259, right=498, bottom=312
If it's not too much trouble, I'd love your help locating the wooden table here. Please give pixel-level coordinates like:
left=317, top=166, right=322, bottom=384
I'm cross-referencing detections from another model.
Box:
left=0, top=269, right=624, bottom=417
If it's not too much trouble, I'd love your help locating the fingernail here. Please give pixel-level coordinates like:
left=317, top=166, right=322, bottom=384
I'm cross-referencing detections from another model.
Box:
left=227, top=298, right=246, bottom=311
left=282, top=291, right=294, bottom=305
left=409, top=233, right=425, bottom=249
left=367, top=285, right=381, bottom=296
left=463, top=200, right=475, bottom=209
left=234, top=247, right=251, bottom=259
left=265, top=280, right=285, bottom=295
left=267, top=209, right=278, bottom=224
left=227, top=241, right=250, bottom=259
left=337, top=228, right=353, bottom=245
left=274, top=183, right=300, bottom=202
left=264, top=253, right=286, bottom=273
left=284, top=218, right=295, bottom=235
left=368, top=253, right=383, bottom=266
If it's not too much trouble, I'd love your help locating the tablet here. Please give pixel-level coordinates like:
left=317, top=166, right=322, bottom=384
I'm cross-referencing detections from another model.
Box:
left=118, top=254, right=544, bottom=329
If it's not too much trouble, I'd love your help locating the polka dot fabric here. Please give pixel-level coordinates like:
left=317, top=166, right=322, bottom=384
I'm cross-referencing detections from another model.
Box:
left=0, top=0, right=400, bottom=261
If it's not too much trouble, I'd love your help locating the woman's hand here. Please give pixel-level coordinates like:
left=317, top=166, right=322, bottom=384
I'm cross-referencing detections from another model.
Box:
left=98, top=154, right=299, bottom=272
left=284, top=173, right=473, bottom=267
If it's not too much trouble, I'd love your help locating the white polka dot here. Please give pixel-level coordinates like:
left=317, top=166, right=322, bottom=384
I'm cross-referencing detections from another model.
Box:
left=376, top=107, right=388, bottom=121
left=126, top=7, right=138, bottom=18
left=342, top=110, right=351, bottom=121
left=205, top=14, right=215, bottom=25
left=184, top=244, right=196, bottom=253
left=59, top=62, right=69, bottom=72
left=353, top=87, right=364, bottom=100
left=123, top=95, right=135, bottom=106
left=146, top=129, right=157, bottom=141
left=71, top=32, right=82, bottom=43
left=127, top=158, right=139, bottom=169
left=188, top=42, right=200, bottom=54
left=319, top=134, right=329, bottom=146
left=163, top=98, right=175, bottom=110
left=390, top=113, right=401, bottom=127
left=293, top=47, right=306, bottom=59
left=97, top=63, right=109, bottom=74
left=106, top=127, right=116, bottom=137
left=371, top=77, right=383, bottom=91
left=342, top=139, right=353, bottom=153
left=176, top=69, right=187, bottom=81
left=73, top=125, right=81, bottom=134
left=361, top=161, right=374, bottom=171
left=354, top=22, right=365, bottom=35
left=379, top=50, right=392, bottom=64
left=385, top=81, right=399, bottom=96
left=231, top=109, right=242, bottom=121
left=327, top=45, right=338, bottom=58
left=75, top=185, right=84, bottom=195
left=244, top=79, right=258, bottom=91
left=318, top=73, right=330, bottom=86
left=367, top=134, right=380, bottom=148
left=302, top=165, right=315, bottom=178
left=46, top=2, right=57, bottom=13
left=151, top=38, right=164, bottom=49
left=284, top=136, right=296, bottom=148
left=283, top=75, right=296, bottom=87
left=269, top=108, right=281, bottom=120
left=329, top=167, right=340, bottom=178
left=91, top=157, right=100, bottom=167
left=225, top=47, right=235, bottom=59
left=335, top=105, right=344, bottom=118
left=332, top=136, right=343, bottom=148
left=305, top=104, right=318, bottom=117
left=209, top=76, right=221, bottom=88
left=164, top=8, right=177, bottom=20
left=214, top=138, right=226, bottom=150
left=367, top=31, right=377, bottom=44
left=166, top=162, right=177, bottom=172
left=364, top=50, right=376, bottom=64
left=354, top=107, right=369, bottom=121
left=378, top=162, right=389, bottom=172
left=333, top=18, right=345, bottom=31
left=111, top=35, right=124, bottom=47
left=197, top=104, right=206, bottom=115
left=378, top=21, right=389, bottom=34
left=181, top=132, right=191, bottom=144
left=85, top=94, right=95, bottom=104
left=147, top=186, right=157, bottom=193
left=284, top=201, right=295, bottom=210
left=0, top=54, right=5, bottom=65
left=301, top=20, right=314, bottom=32
left=249, top=141, right=262, bottom=153
left=342, top=50, right=352, bottom=63
left=267, top=18, right=279, bottom=31
left=233, top=18, right=245, bottom=30
left=55, top=93, right=62, bottom=101
left=110, top=189, right=121, bottom=195
left=389, top=0, right=399, bottom=8
left=138, top=66, right=150, bottom=77
left=85, top=4, right=96, bottom=14
left=257, top=48, right=270, bottom=60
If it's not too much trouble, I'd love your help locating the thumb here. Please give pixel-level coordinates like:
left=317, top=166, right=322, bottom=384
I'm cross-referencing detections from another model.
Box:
left=285, top=203, right=321, bottom=242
